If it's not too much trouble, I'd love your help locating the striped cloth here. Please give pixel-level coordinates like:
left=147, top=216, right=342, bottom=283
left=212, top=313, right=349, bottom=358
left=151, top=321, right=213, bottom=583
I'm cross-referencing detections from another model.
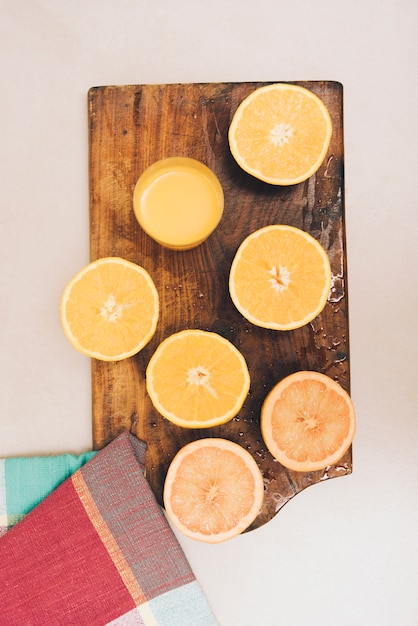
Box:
left=0, top=449, right=96, bottom=535
left=0, top=431, right=218, bottom=626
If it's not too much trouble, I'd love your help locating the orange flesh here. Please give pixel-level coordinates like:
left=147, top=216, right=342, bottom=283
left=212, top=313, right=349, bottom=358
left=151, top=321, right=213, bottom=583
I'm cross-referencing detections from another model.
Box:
left=61, top=258, right=159, bottom=361
left=229, top=225, right=331, bottom=330
left=146, top=330, right=250, bottom=428
left=229, top=83, right=332, bottom=185
left=234, top=89, right=331, bottom=180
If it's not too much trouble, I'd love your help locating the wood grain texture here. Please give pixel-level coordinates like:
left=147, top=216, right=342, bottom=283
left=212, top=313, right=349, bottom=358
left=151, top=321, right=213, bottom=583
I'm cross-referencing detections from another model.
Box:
left=88, top=81, right=351, bottom=531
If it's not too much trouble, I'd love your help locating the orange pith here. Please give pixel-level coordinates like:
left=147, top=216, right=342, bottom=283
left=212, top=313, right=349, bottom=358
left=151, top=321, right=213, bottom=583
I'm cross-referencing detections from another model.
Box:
left=163, top=438, right=264, bottom=543
left=229, top=83, right=332, bottom=185
left=229, top=225, right=332, bottom=330
left=261, top=371, right=355, bottom=472
left=146, top=329, right=250, bottom=428
left=60, top=257, right=159, bottom=361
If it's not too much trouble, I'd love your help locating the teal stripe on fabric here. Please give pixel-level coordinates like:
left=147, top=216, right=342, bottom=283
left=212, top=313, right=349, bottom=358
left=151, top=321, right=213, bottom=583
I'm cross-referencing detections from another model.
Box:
left=0, top=460, right=6, bottom=517
left=105, top=581, right=219, bottom=626
left=147, top=581, right=219, bottom=626
left=4, top=451, right=96, bottom=518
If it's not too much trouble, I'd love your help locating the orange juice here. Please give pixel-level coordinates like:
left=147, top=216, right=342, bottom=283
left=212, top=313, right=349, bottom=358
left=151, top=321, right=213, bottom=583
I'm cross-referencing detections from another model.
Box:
left=133, top=157, right=224, bottom=250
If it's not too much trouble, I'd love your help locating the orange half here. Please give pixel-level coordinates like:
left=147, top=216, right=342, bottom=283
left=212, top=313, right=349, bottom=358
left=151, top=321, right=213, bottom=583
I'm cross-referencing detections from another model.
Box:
left=146, top=329, right=250, bottom=428
left=60, top=257, right=159, bottom=361
left=229, top=225, right=332, bottom=330
left=229, top=83, right=332, bottom=185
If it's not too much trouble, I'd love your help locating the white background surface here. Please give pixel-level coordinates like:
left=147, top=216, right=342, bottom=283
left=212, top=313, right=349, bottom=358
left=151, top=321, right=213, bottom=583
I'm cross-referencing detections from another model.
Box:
left=1, top=1, right=417, bottom=624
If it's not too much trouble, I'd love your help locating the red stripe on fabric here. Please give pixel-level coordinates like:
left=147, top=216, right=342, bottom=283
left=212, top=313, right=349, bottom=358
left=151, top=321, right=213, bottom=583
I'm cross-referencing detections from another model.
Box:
left=0, top=475, right=135, bottom=625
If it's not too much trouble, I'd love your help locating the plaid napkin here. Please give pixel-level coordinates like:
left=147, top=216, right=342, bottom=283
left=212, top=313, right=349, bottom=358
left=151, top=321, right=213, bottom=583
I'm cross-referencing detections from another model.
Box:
left=0, top=431, right=218, bottom=626
left=0, top=449, right=96, bottom=536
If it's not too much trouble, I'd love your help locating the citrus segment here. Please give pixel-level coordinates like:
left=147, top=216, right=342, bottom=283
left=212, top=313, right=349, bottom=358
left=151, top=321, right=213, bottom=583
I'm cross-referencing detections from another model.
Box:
left=229, top=225, right=331, bottom=330
left=163, top=438, right=264, bottom=543
left=229, top=83, right=332, bottom=185
left=60, top=257, right=159, bottom=361
left=146, top=329, right=250, bottom=428
left=261, top=371, right=355, bottom=472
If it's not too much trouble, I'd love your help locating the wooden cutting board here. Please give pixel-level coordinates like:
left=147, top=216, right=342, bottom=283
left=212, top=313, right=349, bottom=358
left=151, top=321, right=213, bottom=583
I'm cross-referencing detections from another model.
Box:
left=88, top=81, right=351, bottom=531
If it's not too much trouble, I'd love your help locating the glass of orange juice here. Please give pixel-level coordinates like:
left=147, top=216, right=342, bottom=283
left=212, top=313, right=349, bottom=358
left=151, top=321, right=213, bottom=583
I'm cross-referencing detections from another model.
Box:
left=133, top=157, right=224, bottom=250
